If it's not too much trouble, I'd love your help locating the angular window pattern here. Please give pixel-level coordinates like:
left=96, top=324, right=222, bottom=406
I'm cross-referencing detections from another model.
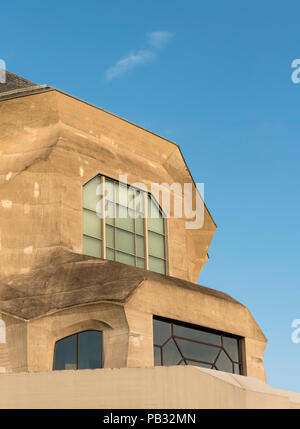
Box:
left=53, top=330, right=102, bottom=370
left=83, top=175, right=167, bottom=274
left=153, top=317, right=243, bottom=374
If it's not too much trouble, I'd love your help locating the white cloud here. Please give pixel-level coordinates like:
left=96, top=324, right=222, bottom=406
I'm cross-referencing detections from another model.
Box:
left=147, top=31, right=173, bottom=49
left=106, top=50, right=154, bottom=81
left=105, top=31, right=173, bottom=81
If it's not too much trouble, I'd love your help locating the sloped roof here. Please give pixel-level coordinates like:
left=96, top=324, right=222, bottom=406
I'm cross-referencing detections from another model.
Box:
left=0, top=249, right=241, bottom=320
left=0, top=70, right=47, bottom=98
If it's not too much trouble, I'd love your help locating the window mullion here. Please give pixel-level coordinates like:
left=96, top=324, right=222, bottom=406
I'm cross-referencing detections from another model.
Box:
left=101, top=176, right=106, bottom=259
left=143, top=192, right=149, bottom=270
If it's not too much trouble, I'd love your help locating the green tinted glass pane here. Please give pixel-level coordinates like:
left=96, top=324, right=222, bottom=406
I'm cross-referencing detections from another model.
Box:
left=148, top=218, right=164, bottom=235
left=173, top=324, right=221, bottom=346
left=222, top=336, right=240, bottom=362
left=176, top=338, right=219, bottom=363
left=105, top=179, right=115, bottom=202
left=83, top=209, right=102, bottom=239
left=83, top=176, right=101, bottom=211
left=149, top=256, right=166, bottom=275
left=106, top=248, right=115, bottom=261
left=148, top=195, right=160, bottom=217
left=106, top=224, right=114, bottom=248
left=148, top=196, right=164, bottom=234
left=83, top=236, right=102, bottom=258
left=116, top=183, right=128, bottom=207
left=116, top=229, right=135, bottom=254
left=153, top=319, right=171, bottom=346
left=78, top=331, right=102, bottom=370
left=136, top=258, right=145, bottom=269
left=135, top=216, right=144, bottom=235
left=105, top=201, right=115, bottom=225
left=116, top=251, right=135, bottom=266
left=129, top=190, right=144, bottom=213
left=116, top=206, right=134, bottom=231
left=148, top=231, right=165, bottom=259
left=154, top=346, right=162, bottom=366
left=136, top=235, right=145, bottom=257
left=54, top=334, right=77, bottom=370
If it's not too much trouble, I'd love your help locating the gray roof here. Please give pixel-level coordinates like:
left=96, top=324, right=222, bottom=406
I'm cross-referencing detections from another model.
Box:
left=0, top=70, right=48, bottom=99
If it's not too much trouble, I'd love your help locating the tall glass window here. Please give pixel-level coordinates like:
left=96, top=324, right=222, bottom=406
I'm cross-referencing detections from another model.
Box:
left=83, top=175, right=167, bottom=275
left=153, top=317, right=243, bottom=374
left=53, top=330, right=102, bottom=370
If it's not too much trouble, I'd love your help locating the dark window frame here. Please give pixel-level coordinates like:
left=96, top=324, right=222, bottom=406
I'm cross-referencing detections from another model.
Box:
left=53, top=330, right=103, bottom=371
left=153, top=316, right=244, bottom=375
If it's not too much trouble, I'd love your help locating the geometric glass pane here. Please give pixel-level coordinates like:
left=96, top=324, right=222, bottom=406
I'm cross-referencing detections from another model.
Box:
left=215, top=350, right=234, bottom=373
left=185, top=360, right=213, bottom=369
left=176, top=338, right=220, bottom=363
left=116, top=205, right=134, bottom=232
left=83, top=176, right=101, bottom=211
left=153, top=319, right=171, bottom=346
left=136, top=235, right=145, bottom=257
left=149, top=256, right=166, bottom=275
left=115, top=251, right=135, bottom=266
left=148, top=231, right=165, bottom=259
left=54, top=334, right=77, bottom=370
left=116, top=229, right=135, bottom=254
left=222, top=336, right=239, bottom=362
left=83, top=236, right=102, bottom=258
left=173, top=324, right=221, bottom=346
left=83, top=209, right=102, bottom=239
left=78, top=331, right=102, bottom=369
left=154, top=346, right=162, bottom=366
left=234, top=363, right=241, bottom=375
left=105, top=224, right=114, bottom=248
left=162, top=338, right=182, bottom=365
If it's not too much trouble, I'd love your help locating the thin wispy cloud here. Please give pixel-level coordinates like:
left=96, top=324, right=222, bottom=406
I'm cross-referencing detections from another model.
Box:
left=147, top=31, right=173, bottom=49
left=106, top=50, right=154, bottom=81
left=105, top=31, right=173, bottom=82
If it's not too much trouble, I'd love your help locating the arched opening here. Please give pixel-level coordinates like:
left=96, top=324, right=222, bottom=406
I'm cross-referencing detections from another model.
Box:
left=53, top=330, right=102, bottom=370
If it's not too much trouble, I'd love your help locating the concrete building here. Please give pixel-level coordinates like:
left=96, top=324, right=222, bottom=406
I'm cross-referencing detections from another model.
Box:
left=0, top=71, right=297, bottom=408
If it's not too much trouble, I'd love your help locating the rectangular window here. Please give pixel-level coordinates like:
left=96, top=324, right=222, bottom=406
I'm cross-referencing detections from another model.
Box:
left=153, top=316, right=243, bottom=375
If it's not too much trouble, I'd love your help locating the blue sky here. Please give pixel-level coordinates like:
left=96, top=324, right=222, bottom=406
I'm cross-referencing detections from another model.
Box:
left=2, top=0, right=300, bottom=392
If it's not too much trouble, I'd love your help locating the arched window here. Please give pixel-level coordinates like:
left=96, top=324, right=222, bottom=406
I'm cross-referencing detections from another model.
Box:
left=53, top=330, right=102, bottom=370
left=82, top=175, right=167, bottom=274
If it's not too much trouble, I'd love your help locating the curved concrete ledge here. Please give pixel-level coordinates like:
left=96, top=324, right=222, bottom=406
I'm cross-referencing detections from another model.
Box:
left=0, top=366, right=299, bottom=409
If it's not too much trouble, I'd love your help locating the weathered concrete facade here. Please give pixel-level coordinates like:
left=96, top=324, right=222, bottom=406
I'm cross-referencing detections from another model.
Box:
left=0, top=72, right=267, bottom=385
left=1, top=366, right=300, bottom=409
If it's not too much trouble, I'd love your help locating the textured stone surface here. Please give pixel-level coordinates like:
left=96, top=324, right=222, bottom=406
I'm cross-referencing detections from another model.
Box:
left=0, top=76, right=267, bottom=383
